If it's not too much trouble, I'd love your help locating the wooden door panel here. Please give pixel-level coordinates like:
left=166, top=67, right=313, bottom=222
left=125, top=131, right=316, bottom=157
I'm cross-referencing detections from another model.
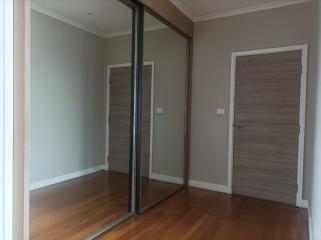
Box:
left=232, top=51, right=301, bottom=205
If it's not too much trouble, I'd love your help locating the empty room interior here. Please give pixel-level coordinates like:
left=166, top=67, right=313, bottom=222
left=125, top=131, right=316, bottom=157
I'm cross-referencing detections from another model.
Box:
left=2, top=0, right=321, bottom=239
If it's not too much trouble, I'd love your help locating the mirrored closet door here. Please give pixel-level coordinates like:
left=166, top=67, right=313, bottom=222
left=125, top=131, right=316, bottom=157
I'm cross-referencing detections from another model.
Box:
left=138, top=10, right=189, bottom=212
left=29, top=0, right=190, bottom=238
left=29, top=0, right=136, bottom=239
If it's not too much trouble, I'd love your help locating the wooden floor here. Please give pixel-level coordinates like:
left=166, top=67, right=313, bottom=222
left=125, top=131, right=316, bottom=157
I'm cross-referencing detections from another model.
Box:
left=31, top=173, right=308, bottom=240
left=30, top=171, right=180, bottom=240
left=99, top=188, right=309, bottom=240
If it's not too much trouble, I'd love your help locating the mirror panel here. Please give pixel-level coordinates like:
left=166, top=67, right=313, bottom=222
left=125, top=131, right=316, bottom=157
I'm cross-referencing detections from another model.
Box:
left=140, top=11, right=189, bottom=210
left=29, top=0, right=134, bottom=238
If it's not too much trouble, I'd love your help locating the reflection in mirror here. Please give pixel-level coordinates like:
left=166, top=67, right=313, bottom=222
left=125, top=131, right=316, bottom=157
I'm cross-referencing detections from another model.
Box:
left=140, top=11, right=189, bottom=210
left=29, top=0, right=134, bottom=238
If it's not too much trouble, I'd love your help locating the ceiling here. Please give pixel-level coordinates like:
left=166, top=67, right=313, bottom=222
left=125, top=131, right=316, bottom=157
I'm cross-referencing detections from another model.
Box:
left=31, top=0, right=166, bottom=38
left=169, top=0, right=314, bottom=21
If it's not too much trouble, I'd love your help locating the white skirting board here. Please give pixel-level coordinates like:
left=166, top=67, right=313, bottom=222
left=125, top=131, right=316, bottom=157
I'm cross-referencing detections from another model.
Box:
left=29, top=165, right=107, bottom=191
left=150, top=173, right=184, bottom=185
left=300, top=199, right=309, bottom=208
left=188, top=179, right=230, bottom=194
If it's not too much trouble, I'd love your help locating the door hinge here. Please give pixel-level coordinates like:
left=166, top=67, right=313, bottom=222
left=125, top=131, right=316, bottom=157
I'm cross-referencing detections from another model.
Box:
left=299, top=124, right=301, bottom=134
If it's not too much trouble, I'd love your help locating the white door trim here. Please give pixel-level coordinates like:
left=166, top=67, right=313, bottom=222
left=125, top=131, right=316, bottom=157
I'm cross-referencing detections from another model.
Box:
left=0, top=0, right=14, bottom=240
left=0, top=0, right=14, bottom=238
left=228, top=45, right=308, bottom=207
left=106, top=61, right=155, bottom=177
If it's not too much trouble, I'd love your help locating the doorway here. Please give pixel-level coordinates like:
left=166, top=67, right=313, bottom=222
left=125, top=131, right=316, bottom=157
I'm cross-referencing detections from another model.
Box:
left=228, top=45, right=307, bottom=206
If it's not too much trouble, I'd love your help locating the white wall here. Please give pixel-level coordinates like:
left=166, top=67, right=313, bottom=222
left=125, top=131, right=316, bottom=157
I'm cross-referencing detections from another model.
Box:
left=191, top=2, right=319, bottom=198
left=306, top=0, right=321, bottom=238
left=30, top=11, right=106, bottom=184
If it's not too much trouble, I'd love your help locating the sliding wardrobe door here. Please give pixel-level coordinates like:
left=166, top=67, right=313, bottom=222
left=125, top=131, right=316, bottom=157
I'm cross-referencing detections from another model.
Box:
left=29, top=0, right=137, bottom=239
left=138, top=10, right=189, bottom=211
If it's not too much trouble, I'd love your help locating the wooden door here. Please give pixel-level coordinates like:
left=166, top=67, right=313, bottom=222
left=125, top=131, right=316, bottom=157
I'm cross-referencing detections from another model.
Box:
left=232, top=51, right=302, bottom=205
left=108, top=65, right=152, bottom=177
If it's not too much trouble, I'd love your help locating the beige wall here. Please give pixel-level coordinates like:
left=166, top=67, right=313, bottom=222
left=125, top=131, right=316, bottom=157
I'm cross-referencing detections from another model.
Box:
left=306, top=0, right=321, bottom=238
left=191, top=2, right=319, bottom=199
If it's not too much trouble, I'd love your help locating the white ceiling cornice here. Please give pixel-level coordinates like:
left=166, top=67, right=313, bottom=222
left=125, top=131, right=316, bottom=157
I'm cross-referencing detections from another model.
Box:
left=194, top=0, right=316, bottom=22
left=104, top=24, right=167, bottom=39
left=31, top=2, right=167, bottom=39
left=31, top=2, right=106, bottom=38
left=170, top=0, right=316, bottom=22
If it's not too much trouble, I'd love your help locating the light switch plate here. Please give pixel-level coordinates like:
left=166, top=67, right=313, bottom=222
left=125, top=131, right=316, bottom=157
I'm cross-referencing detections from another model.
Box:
left=157, top=108, right=164, bottom=114
left=217, top=108, right=225, bottom=115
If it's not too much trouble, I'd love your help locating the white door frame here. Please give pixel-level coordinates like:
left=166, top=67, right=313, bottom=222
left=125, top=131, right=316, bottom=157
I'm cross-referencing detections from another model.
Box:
left=106, top=61, right=155, bottom=177
left=0, top=0, right=14, bottom=238
left=228, top=45, right=308, bottom=207
left=0, top=0, right=14, bottom=240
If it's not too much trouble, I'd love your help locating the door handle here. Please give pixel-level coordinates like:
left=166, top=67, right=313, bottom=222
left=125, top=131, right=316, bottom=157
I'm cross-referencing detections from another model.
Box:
left=234, top=122, right=242, bottom=129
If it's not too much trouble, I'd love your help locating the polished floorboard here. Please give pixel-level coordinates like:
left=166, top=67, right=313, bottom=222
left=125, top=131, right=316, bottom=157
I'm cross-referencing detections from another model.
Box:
left=30, top=171, right=180, bottom=240
left=98, top=188, right=309, bottom=240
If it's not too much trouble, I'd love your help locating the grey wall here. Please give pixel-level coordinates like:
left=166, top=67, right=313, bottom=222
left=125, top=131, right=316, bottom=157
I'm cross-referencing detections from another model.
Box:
left=105, top=28, right=188, bottom=179
left=30, top=11, right=106, bottom=183
left=191, top=2, right=319, bottom=199
left=306, top=1, right=321, bottom=238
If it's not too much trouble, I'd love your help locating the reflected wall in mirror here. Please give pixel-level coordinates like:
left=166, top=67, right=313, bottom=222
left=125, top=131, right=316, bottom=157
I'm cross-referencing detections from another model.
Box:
left=29, top=0, right=190, bottom=237
left=29, top=0, right=136, bottom=239
left=140, top=11, right=189, bottom=210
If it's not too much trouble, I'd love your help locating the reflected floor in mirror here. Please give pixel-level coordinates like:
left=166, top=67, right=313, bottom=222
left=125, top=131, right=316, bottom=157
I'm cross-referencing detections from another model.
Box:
left=30, top=171, right=180, bottom=240
left=141, top=177, right=182, bottom=208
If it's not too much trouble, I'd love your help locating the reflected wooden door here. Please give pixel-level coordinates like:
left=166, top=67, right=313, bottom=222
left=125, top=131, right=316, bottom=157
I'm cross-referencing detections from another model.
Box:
left=108, top=65, right=152, bottom=177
